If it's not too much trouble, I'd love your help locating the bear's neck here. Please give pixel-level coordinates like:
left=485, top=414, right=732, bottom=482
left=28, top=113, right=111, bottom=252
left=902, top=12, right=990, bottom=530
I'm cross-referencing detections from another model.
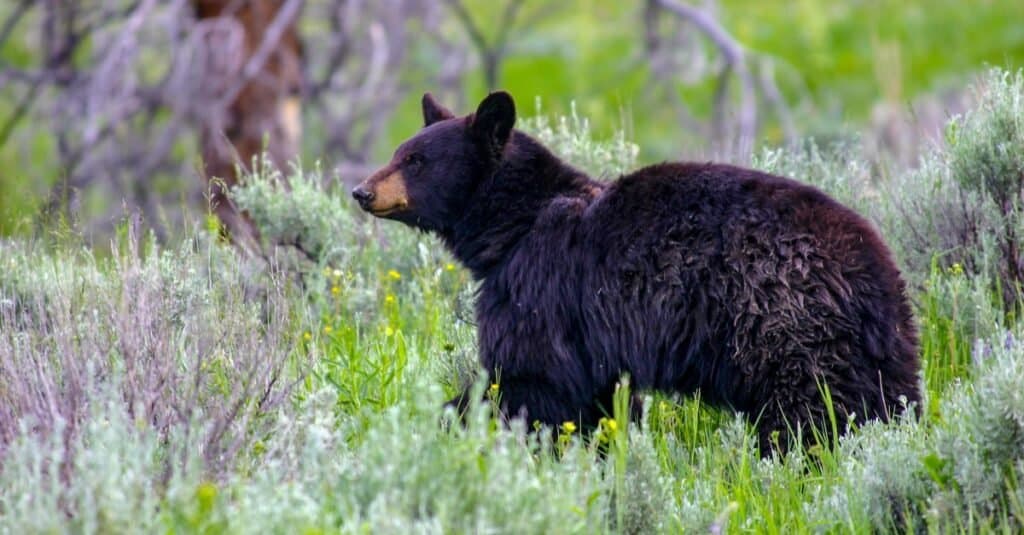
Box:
left=445, top=135, right=601, bottom=279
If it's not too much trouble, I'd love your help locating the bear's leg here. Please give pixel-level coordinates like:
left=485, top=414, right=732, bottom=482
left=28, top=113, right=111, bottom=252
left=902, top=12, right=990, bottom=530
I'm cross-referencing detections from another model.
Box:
left=496, top=376, right=597, bottom=430
left=443, top=390, right=473, bottom=420
left=442, top=377, right=597, bottom=430
left=755, top=389, right=843, bottom=456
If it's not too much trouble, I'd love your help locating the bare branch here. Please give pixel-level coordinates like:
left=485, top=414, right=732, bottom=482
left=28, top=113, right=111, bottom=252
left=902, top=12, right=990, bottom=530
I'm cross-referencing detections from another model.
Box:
left=755, top=58, right=797, bottom=146
left=444, top=0, right=489, bottom=62
left=648, top=0, right=759, bottom=160
left=0, top=75, right=45, bottom=152
left=444, top=0, right=524, bottom=90
left=0, top=0, right=31, bottom=55
left=220, top=0, right=304, bottom=106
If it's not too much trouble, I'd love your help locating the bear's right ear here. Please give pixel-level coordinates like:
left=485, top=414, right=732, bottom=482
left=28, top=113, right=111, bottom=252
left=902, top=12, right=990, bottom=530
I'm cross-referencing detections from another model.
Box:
left=422, top=93, right=454, bottom=126
left=471, top=91, right=516, bottom=156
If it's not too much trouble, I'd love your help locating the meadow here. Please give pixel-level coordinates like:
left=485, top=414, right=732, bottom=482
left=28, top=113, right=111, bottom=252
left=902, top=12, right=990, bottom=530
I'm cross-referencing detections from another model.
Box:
left=3, top=67, right=1024, bottom=533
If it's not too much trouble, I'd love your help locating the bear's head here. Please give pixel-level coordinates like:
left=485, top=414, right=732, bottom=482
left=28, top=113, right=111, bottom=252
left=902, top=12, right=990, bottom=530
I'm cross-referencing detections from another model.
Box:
left=352, top=92, right=516, bottom=232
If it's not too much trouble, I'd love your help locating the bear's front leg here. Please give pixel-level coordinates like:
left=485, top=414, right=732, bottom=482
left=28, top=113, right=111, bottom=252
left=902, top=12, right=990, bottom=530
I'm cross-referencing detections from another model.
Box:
left=443, top=390, right=473, bottom=419
left=494, top=375, right=598, bottom=430
left=441, top=375, right=599, bottom=432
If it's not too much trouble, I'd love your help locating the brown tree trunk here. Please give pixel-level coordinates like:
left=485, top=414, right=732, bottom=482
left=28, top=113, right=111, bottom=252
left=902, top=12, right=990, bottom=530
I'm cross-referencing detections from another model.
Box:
left=192, top=0, right=304, bottom=249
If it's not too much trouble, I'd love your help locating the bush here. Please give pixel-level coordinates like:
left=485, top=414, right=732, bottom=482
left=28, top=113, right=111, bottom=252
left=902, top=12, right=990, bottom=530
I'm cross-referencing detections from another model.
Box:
left=808, top=328, right=1024, bottom=532
left=519, top=98, right=639, bottom=179
left=0, top=222, right=301, bottom=478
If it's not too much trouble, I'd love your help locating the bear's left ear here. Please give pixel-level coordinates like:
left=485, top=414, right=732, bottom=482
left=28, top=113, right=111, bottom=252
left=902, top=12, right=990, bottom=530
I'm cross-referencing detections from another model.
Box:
left=422, top=93, right=454, bottom=126
left=471, top=91, right=516, bottom=156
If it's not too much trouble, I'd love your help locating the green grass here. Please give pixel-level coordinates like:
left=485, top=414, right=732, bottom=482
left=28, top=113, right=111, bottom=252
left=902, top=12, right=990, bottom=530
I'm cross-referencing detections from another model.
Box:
left=5, top=69, right=1024, bottom=534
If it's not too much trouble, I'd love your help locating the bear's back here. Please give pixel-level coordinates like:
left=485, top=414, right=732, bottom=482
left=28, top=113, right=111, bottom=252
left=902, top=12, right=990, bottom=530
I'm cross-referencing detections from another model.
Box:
left=583, top=161, right=893, bottom=273
left=575, top=161, right=917, bottom=412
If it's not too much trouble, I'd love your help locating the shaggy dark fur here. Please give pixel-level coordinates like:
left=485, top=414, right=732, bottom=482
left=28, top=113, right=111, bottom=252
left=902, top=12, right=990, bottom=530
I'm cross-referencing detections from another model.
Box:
left=353, top=91, right=921, bottom=453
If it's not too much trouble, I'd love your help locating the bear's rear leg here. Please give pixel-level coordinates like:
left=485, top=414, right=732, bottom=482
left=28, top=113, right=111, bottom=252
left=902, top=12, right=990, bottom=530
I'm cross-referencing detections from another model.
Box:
left=755, top=393, right=847, bottom=456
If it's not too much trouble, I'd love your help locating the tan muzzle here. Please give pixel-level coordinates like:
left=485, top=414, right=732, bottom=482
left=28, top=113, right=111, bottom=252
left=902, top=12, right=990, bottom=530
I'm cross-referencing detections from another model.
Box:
left=352, top=168, right=410, bottom=216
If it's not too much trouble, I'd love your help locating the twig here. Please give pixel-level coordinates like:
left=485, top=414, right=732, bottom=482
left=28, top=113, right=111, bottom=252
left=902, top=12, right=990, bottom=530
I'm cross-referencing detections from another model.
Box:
left=444, top=0, right=524, bottom=90
left=0, top=75, right=44, bottom=152
left=219, top=0, right=304, bottom=107
left=0, top=0, right=31, bottom=56
left=649, top=0, right=758, bottom=159
left=755, top=57, right=797, bottom=146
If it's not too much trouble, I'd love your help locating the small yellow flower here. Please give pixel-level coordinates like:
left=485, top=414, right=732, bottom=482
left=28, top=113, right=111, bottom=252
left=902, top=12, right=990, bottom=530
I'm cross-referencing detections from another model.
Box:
left=489, top=383, right=500, bottom=395
left=323, top=325, right=333, bottom=334
left=387, top=269, right=402, bottom=280
left=385, top=293, right=396, bottom=303
left=949, top=262, right=964, bottom=276
left=303, top=331, right=312, bottom=341
left=197, top=481, right=217, bottom=497
left=445, top=263, right=456, bottom=272
left=196, top=481, right=217, bottom=509
left=561, top=421, right=577, bottom=434
left=330, top=285, right=341, bottom=296
left=384, top=326, right=395, bottom=337
left=606, top=419, right=618, bottom=432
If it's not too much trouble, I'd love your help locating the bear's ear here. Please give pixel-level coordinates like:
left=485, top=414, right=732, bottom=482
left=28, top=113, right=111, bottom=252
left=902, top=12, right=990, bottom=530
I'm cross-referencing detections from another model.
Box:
left=471, top=91, right=516, bottom=156
left=422, top=93, right=454, bottom=126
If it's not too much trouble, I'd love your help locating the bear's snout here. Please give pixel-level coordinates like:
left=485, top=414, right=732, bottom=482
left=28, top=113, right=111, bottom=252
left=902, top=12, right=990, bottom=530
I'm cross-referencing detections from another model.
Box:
left=352, top=186, right=374, bottom=206
left=352, top=169, right=410, bottom=217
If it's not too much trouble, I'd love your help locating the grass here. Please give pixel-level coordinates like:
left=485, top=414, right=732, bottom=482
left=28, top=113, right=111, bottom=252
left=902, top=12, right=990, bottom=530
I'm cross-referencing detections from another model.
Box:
left=4, top=68, right=1024, bottom=533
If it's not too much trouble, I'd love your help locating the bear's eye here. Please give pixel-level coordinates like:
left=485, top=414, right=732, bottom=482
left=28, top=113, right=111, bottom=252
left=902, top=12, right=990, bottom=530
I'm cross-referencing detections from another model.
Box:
left=403, top=153, right=424, bottom=173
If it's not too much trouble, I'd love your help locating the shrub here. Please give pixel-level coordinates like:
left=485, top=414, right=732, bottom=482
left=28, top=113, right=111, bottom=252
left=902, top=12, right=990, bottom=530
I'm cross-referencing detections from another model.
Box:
left=519, top=98, right=640, bottom=179
left=808, top=328, right=1024, bottom=532
left=0, top=221, right=301, bottom=478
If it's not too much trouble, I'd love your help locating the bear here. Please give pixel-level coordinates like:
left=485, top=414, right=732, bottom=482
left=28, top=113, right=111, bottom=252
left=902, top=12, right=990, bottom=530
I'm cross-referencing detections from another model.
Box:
left=352, top=91, right=921, bottom=453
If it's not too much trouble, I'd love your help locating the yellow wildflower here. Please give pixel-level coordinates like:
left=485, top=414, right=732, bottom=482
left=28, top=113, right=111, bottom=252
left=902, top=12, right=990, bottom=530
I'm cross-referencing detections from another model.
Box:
left=387, top=269, right=402, bottom=280
left=323, top=325, right=333, bottom=334
left=384, top=326, right=395, bottom=337
left=489, top=383, right=500, bottom=395
left=330, top=285, right=341, bottom=296
left=196, top=481, right=217, bottom=509
left=445, top=263, right=456, bottom=272
left=561, top=421, right=577, bottom=434
left=385, top=293, right=396, bottom=303
left=303, top=331, right=312, bottom=341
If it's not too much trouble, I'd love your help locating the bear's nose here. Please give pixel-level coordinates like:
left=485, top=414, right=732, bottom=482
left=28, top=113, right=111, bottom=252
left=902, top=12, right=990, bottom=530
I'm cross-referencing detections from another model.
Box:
left=352, top=186, right=374, bottom=205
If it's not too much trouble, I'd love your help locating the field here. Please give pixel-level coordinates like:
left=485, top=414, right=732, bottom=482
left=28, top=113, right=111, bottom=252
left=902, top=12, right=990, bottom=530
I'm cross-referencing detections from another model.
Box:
left=2, top=67, right=1024, bottom=533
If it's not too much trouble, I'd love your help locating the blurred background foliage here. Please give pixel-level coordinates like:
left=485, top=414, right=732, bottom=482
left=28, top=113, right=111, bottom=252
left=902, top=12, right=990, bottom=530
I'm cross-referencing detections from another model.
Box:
left=1, top=0, right=1023, bottom=240
left=414, top=0, right=1024, bottom=154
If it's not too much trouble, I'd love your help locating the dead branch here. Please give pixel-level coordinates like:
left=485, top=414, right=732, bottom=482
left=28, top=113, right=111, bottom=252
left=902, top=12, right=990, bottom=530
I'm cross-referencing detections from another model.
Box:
left=646, top=0, right=762, bottom=160
left=0, top=0, right=31, bottom=56
left=443, top=0, right=524, bottom=91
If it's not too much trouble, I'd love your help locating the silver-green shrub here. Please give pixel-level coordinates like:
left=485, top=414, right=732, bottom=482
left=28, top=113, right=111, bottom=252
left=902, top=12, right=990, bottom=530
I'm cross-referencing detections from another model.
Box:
left=0, top=224, right=301, bottom=482
left=757, top=68, right=1024, bottom=302
left=808, top=328, right=1024, bottom=532
left=519, top=99, right=640, bottom=180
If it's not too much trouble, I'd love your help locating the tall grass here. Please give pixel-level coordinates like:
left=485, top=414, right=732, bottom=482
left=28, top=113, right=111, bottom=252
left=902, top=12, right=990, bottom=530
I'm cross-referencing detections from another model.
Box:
left=2, top=68, right=1024, bottom=533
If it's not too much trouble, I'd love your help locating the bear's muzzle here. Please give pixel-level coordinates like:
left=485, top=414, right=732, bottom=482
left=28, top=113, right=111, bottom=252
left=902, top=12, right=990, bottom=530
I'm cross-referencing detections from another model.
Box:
left=353, top=168, right=410, bottom=216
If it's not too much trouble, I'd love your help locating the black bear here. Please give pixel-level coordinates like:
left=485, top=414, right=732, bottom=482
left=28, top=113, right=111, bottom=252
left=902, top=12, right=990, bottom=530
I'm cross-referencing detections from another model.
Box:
left=353, top=91, right=921, bottom=452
